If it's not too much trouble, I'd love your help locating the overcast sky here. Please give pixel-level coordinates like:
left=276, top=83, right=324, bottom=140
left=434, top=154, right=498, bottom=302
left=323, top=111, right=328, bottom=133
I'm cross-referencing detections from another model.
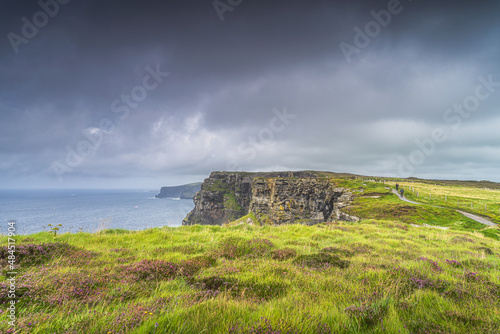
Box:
left=1, top=0, right=499, bottom=189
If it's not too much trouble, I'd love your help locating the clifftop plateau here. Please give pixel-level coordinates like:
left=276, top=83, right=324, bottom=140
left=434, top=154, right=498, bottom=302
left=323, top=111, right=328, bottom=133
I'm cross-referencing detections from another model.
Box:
left=183, top=171, right=359, bottom=225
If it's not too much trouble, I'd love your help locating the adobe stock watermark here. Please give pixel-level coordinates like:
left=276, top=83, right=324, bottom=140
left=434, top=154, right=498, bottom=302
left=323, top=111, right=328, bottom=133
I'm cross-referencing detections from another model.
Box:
left=339, top=0, right=412, bottom=64
left=213, top=0, right=243, bottom=22
left=226, top=106, right=295, bottom=171
left=7, top=0, right=71, bottom=54
left=398, top=74, right=500, bottom=177
left=51, top=65, right=169, bottom=183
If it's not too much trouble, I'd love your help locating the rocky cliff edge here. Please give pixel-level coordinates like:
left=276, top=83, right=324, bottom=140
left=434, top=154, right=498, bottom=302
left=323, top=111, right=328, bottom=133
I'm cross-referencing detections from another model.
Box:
left=182, top=171, right=359, bottom=226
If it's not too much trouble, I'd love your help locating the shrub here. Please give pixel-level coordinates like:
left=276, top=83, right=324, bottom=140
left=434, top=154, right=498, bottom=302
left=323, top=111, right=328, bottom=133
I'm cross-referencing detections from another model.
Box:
left=0, top=243, right=79, bottom=268
left=179, top=255, right=217, bottom=276
left=406, top=318, right=448, bottom=334
left=445, top=259, right=462, bottom=268
left=271, top=248, right=297, bottom=261
left=349, top=243, right=373, bottom=254
left=388, top=267, right=450, bottom=298
left=103, top=228, right=130, bottom=234
left=451, top=236, right=474, bottom=243
left=122, top=259, right=179, bottom=281
left=228, top=316, right=331, bottom=334
left=294, top=253, right=350, bottom=270
left=477, top=247, right=494, bottom=255
left=169, top=244, right=205, bottom=254
left=194, top=276, right=287, bottom=301
left=212, top=237, right=274, bottom=259
left=417, top=257, right=443, bottom=272
left=321, top=246, right=355, bottom=257
left=345, top=301, right=388, bottom=327
left=462, top=259, right=491, bottom=270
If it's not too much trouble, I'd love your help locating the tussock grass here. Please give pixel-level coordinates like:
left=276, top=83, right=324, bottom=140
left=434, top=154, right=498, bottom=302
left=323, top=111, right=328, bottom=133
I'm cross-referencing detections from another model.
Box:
left=2, top=176, right=499, bottom=333
left=1, top=220, right=499, bottom=333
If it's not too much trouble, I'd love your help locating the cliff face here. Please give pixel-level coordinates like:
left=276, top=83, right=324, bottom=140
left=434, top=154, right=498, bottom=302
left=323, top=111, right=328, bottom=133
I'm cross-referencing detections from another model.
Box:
left=182, top=172, right=253, bottom=225
left=183, top=171, right=358, bottom=226
left=155, top=183, right=202, bottom=199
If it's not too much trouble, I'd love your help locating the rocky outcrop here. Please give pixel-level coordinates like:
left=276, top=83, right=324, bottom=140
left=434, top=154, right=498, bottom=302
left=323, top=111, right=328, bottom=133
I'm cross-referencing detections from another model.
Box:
left=183, top=171, right=359, bottom=226
left=156, top=183, right=202, bottom=199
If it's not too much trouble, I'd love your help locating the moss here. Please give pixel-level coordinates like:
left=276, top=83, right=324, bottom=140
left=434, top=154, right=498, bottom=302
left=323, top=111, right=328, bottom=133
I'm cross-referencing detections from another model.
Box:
left=223, top=193, right=242, bottom=212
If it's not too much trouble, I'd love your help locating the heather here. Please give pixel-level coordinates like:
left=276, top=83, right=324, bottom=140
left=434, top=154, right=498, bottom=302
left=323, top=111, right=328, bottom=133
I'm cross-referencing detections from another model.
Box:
left=1, top=219, right=499, bottom=333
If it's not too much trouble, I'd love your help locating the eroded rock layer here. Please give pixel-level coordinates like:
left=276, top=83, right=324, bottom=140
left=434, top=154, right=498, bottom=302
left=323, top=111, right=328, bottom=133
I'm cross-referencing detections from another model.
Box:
left=183, top=171, right=358, bottom=226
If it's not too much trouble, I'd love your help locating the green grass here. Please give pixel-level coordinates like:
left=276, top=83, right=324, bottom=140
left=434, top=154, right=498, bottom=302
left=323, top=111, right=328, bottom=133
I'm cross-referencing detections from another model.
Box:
left=2, top=176, right=500, bottom=333
left=1, top=220, right=500, bottom=333
left=386, top=180, right=500, bottom=224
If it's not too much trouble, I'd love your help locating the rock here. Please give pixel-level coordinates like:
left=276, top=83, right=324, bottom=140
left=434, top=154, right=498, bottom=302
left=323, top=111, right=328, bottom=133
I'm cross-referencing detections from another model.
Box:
left=155, top=183, right=202, bottom=199
left=183, top=171, right=359, bottom=226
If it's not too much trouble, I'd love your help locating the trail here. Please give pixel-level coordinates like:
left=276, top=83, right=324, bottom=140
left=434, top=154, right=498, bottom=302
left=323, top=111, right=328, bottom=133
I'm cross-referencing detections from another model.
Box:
left=456, top=210, right=496, bottom=227
left=391, top=189, right=421, bottom=205
left=391, top=190, right=496, bottom=227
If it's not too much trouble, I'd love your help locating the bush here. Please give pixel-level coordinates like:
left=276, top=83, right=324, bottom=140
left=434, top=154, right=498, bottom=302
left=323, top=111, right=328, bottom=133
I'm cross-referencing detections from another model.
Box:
left=271, top=248, right=297, bottom=261
left=212, top=237, right=274, bottom=259
left=345, top=302, right=388, bottom=327
left=122, top=259, right=179, bottom=281
left=179, top=255, right=217, bottom=276
left=169, top=244, right=205, bottom=254
left=477, top=247, right=494, bottom=255
left=194, top=276, right=287, bottom=301
left=321, top=246, right=355, bottom=257
left=294, top=253, right=350, bottom=269
left=0, top=243, right=78, bottom=268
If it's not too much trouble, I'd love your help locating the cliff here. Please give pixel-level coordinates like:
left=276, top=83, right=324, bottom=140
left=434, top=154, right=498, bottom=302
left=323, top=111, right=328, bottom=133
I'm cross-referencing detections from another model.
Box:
left=182, top=171, right=359, bottom=226
left=155, top=182, right=202, bottom=199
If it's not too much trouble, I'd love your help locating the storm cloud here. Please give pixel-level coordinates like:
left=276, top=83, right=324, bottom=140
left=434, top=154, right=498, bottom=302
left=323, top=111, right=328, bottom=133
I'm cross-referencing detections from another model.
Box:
left=1, top=0, right=499, bottom=188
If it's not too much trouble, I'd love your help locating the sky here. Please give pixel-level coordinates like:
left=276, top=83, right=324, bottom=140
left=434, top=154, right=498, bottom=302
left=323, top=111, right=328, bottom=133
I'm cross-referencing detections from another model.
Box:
left=1, top=0, right=499, bottom=189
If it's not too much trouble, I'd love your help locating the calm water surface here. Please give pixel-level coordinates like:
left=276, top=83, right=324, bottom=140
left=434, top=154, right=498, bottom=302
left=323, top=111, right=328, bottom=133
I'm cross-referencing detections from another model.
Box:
left=0, top=189, right=194, bottom=235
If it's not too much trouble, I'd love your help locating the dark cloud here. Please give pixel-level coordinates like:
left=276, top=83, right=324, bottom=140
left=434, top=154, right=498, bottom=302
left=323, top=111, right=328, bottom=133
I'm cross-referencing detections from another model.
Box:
left=1, top=0, right=500, bottom=188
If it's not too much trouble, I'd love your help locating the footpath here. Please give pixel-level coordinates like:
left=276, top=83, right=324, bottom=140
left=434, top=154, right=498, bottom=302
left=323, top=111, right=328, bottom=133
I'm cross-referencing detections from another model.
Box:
left=391, top=189, right=496, bottom=227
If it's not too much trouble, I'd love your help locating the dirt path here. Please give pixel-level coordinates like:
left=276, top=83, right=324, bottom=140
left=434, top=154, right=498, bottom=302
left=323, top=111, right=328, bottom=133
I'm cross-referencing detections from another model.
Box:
left=391, top=189, right=496, bottom=227
left=456, top=210, right=496, bottom=227
left=391, top=189, right=421, bottom=205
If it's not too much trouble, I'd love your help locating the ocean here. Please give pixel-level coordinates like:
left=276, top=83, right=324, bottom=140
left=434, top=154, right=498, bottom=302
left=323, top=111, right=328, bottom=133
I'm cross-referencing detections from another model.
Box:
left=0, top=189, right=195, bottom=235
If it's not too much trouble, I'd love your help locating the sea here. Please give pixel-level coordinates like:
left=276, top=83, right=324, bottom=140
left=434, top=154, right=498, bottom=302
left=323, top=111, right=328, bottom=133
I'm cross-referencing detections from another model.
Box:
left=0, top=189, right=195, bottom=235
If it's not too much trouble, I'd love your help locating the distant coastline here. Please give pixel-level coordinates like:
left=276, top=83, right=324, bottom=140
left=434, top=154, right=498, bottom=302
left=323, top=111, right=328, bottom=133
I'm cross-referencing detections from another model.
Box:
left=155, top=182, right=202, bottom=199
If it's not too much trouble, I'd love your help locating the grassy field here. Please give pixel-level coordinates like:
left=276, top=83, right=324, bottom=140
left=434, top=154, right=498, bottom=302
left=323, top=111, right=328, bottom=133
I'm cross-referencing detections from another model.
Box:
left=1, top=177, right=500, bottom=333
left=383, top=180, right=500, bottom=225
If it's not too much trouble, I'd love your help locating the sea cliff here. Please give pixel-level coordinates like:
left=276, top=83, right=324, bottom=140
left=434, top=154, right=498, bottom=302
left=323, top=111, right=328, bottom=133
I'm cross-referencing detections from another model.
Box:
left=182, top=171, right=358, bottom=225
left=155, top=183, right=202, bottom=199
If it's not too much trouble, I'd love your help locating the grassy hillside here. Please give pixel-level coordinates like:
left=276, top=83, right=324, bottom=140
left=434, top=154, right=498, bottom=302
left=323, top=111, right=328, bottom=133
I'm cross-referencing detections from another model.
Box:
left=1, top=177, right=500, bottom=333
left=384, top=180, right=500, bottom=225
left=336, top=178, right=500, bottom=240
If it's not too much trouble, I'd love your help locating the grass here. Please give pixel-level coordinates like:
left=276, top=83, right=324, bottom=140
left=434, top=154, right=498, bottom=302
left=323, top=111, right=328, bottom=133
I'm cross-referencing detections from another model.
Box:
left=339, top=178, right=500, bottom=240
left=1, top=176, right=500, bottom=333
left=1, top=220, right=500, bottom=333
left=385, top=180, right=500, bottom=223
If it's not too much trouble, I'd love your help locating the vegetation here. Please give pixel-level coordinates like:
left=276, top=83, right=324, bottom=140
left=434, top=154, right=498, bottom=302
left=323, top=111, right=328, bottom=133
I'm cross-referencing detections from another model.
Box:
left=340, top=178, right=500, bottom=240
left=1, top=176, right=499, bottom=333
left=387, top=180, right=500, bottom=224
left=42, top=224, right=63, bottom=239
